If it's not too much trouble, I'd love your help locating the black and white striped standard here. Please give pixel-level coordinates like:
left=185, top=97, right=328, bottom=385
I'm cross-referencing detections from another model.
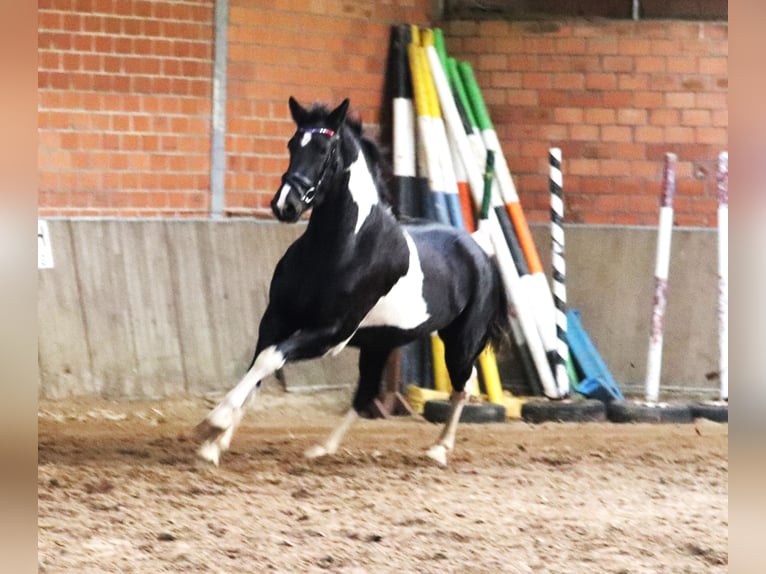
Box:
left=390, top=24, right=420, bottom=218
left=549, top=148, right=569, bottom=397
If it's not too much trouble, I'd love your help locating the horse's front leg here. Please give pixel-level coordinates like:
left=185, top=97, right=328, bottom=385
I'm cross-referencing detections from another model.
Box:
left=194, top=321, right=353, bottom=465
left=194, top=345, right=285, bottom=465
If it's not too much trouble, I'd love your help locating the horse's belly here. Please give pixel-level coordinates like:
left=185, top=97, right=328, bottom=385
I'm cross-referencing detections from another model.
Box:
left=359, top=233, right=430, bottom=330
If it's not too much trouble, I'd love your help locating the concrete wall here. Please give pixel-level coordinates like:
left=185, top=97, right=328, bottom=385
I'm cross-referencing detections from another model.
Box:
left=38, top=219, right=719, bottom=400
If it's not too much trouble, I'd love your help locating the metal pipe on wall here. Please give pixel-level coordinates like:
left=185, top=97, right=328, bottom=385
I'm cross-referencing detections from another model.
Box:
left=210, top=0, right=229, bottom=218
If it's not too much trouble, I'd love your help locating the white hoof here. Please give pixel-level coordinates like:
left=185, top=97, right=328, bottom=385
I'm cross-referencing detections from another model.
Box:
left=425, top=444, right=448, bottom=466
left=198, top=441, right=221, bottom=466
left=304, top=444, right=329, bottom=459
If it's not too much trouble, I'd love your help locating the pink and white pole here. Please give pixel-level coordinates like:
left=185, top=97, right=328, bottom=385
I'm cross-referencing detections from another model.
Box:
left=717, top=151, right=728, bottom=401
left=645, top=153, right=677, bottom=403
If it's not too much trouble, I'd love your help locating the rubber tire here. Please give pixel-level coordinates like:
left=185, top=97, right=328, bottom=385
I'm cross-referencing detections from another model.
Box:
left=521, top=399, right=606, bottom=424
left=422, top=400, right=506, bottom=424
left=690, top=401, right=728, bottom=423
left=607, top=400, right=693, bottom=423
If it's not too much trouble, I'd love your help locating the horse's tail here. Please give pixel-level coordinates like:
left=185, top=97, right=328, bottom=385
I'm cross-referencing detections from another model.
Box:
left=487, top=258, right=511, bottom=349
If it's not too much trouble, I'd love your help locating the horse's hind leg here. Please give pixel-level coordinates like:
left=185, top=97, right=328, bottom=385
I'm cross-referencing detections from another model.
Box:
left=304, top=345, right=391, bottom=459
left=425, top=363, right=473, bottom=466
left=426, top=312, right=488, bottom=466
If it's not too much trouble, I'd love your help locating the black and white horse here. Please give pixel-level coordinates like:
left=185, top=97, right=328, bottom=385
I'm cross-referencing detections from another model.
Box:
left=195, top=97, right=508, bottom=466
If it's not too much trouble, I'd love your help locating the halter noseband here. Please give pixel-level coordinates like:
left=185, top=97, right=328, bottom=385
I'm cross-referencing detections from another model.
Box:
left=286, top=127, right=339, bottom=206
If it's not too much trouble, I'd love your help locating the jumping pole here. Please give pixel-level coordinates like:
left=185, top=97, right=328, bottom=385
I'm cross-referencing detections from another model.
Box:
left=645, top=153, right=676, bottom=403
left=691, top=151, right=729, bottom=422
left=422, top=42, right=559, bottom=399
left=457, top=61, right=559, bottom=375
left=549, top=147, right=570, bottom=398
left=717, top=151, right=728, bottom=402
left=608, top=152, right=692, bottom=423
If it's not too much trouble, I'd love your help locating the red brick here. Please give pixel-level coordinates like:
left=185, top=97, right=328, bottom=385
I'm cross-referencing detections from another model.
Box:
left=602, top=91, right=633, bottom=108
left=618, top=38, right=651, bottom=56
left=584, top=108, right=616, bottom=125
left=665, top=92, right=696, bottom=109
left=601, top=126, right=632, bottom=143
left=649, top=109, right=680, bottom=126
left=635, top=126, right=664, bottom=143
left=569, top=125, right=600, bottom=141
left=602, top=56, right=633, bottom=73
left=664, top=126, right=696, bottom=144
left=681, top=109, right=712, bottom=127
left=585, top=73, right=617, bottom=90
left=552, top=73, right=584, bottom=90
left=617, top=109, right=647, bottom=126
left=635, top=56, right=666, bottom=73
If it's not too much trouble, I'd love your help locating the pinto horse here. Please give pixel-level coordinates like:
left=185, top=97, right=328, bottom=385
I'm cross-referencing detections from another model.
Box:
left=195, top=97, right=509, bottom=466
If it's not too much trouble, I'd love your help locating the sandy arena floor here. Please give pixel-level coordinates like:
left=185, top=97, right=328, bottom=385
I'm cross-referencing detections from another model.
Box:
left=38, top=390, right=728, bottom=573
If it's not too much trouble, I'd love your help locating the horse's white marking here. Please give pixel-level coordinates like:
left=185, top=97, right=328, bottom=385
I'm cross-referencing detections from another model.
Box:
left=324, top=333, right=355, bottom=357
left=426, top=389, right=469, bottom=466
left=275, top=182, right=292, bottom=210
left=346, top=153, right=379, bottom=235
left=360, top=231, right=430, bottom=330
left=197, top=345, right=285, bottom=465
left=300, top=131, right=312, bottom=147
left=304, top=409, right=358, bottom=458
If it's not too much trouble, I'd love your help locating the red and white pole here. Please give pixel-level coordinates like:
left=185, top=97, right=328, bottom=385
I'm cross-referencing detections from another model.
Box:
left=716, top=151, right=728, bottom=401
left=645, top=153, right=676, bottom=403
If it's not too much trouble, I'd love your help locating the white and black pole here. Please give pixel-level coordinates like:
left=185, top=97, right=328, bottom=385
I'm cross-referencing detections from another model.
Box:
left=645, top=152, right=676, bottom=404
left=549, top=148, right=569, bottom=397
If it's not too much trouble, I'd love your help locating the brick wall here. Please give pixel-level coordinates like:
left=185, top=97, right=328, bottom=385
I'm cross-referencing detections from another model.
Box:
left=39, top=0, right=215, bottom=217
left=441, top=19, right=728, bottom=226
left=223, top=0, right=431, bottom=215
left=38, top=4, right=727, bottom=226
left=38, top=0, right=432, bottom=218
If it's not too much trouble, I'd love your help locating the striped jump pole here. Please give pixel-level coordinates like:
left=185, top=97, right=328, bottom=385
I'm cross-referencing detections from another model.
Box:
left=390, top=24, right=419, bottom=218
left=408, top=39, right=450, bottom=225
left=457, top=61, right=559, bottom=374
left=549, top=148, right=570, bottom=398
left=420, top=32, right=503, bottom=405
left=645, top=152, right=677, bottom=403
left=716, top=151, right=728, bottom=402
left=440, top=52, right=542, bottom=395
left=384, top=23, right=433, bottom=400
left=423, top=39, right=559, bottom=399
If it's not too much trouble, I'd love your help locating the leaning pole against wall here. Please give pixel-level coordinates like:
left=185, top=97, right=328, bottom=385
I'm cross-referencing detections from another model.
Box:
left=520, top=148, right=605, bottom=423
left=384, top=23, right=431, bottom=408
left=457, top=61, right=559, bottom=374
left=420, top=31, right=505, bottom=407
left=419, top=32, right=560, bottom=399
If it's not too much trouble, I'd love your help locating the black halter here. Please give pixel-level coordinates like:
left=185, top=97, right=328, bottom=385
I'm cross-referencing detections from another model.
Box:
left=285, top=127, right=340, bottom=207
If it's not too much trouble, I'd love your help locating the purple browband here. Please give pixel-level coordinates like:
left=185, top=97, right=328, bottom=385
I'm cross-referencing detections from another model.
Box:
left=301, top=128, right=336, bottom=137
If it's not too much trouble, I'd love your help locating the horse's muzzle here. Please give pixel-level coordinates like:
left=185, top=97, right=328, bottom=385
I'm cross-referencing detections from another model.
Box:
left=271, top=183, right=304, bottom=223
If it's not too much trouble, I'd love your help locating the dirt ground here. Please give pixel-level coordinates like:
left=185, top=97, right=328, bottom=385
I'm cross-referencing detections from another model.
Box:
left=38, top=390, right=728, bottom=574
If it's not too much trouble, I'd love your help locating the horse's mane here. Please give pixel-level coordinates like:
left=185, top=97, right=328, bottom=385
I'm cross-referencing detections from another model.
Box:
left=304, top=103, right=396, bottom=213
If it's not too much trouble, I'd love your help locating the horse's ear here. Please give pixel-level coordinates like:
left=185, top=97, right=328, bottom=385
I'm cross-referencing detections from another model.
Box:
left=288, top=96, right=307, bottom=125
left=327, top=98, right=350, bottom=131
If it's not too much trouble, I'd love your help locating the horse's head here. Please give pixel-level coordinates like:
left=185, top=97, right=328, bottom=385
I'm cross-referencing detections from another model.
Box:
left=271, top=97, right=350, bottom=222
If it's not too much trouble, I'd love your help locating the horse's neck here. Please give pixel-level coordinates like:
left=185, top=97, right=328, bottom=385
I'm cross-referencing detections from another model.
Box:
left=306, top=146, right=382, bottom=247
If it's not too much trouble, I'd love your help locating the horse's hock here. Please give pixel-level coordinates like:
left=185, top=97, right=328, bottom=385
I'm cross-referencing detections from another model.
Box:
left=38, top=219, right=719, bottom=401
